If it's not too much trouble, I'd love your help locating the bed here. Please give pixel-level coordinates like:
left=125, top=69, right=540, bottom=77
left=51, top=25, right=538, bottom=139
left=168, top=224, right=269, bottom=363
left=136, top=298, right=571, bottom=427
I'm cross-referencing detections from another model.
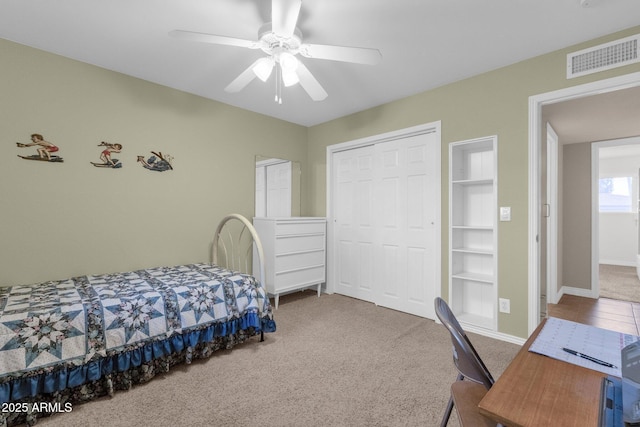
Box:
left=0, top=214, right=275, bottom=426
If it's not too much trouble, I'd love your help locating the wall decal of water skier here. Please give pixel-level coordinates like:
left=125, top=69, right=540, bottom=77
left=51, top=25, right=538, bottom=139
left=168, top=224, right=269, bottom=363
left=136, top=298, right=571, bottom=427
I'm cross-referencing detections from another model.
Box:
left=91, top=141, right=122, bottom=168
left=137, top=151, right=173, bottom=172
left=16, top=133, right=63, bottom=162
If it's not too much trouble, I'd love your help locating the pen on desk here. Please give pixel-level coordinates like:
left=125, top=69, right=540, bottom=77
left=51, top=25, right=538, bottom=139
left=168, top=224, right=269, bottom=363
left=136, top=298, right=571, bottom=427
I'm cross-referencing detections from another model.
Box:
left=562, top=347, right=618, bottom=369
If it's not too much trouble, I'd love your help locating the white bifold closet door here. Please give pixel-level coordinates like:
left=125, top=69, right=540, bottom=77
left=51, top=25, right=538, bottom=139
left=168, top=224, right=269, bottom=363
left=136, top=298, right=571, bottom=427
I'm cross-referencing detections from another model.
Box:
left=332, top=131, right=439, bottom=319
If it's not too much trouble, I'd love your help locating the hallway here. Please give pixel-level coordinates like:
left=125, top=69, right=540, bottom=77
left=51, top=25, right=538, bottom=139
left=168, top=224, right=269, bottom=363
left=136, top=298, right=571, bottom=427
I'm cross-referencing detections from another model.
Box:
left=548, top=294, right=640, bottom=335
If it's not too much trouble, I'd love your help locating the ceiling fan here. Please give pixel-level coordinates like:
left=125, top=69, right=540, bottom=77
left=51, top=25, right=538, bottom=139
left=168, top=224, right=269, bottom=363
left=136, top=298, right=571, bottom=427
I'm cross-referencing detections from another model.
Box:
left=169, top=0, right=382, bottom=102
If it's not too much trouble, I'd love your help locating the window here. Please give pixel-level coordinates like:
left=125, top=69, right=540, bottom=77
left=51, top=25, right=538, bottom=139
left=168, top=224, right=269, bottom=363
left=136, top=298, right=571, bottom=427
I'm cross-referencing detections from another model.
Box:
left=599, top=176, right=633, bottom=212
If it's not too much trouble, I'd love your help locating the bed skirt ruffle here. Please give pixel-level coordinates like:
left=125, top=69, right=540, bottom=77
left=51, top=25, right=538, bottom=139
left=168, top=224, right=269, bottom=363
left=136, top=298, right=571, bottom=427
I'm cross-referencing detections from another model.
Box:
left=0, top=313, right=275, bottom=426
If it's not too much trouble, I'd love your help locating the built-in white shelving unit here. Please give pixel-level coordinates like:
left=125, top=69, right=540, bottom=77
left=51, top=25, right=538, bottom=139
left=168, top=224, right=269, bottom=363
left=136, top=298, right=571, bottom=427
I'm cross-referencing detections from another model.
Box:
left=449, top=136, right=497, bottom=331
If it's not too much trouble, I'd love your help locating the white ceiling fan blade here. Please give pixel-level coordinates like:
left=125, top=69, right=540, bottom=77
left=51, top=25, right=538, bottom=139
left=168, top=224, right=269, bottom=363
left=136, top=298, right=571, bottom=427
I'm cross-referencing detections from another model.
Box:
left=300, top=43, right=382, bottom=65
left=225, top=59, right=264, bottom=93
left=271, top=0, right=301, bottom=38
left=295, top=61, right=328, bottom=101
left=169, top=30, right=260, bottom=49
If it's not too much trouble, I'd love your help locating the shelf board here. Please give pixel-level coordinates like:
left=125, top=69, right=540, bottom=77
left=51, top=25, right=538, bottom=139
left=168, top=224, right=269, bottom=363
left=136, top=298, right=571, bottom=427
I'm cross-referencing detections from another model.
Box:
left=451, top=225, right=493, bottom=230
left=456, top=312, right=494, bottom=330
left=451, top=272, right=494, bottom=283
left=451, top=178, right=493, bottom=185
left=451, top=247, right=493, bottom=255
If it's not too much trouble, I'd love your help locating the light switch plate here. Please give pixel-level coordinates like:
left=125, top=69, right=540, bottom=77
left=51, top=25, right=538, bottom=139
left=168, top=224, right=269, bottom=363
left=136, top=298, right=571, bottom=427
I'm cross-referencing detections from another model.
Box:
left=500, top=207, right=511, bottom=221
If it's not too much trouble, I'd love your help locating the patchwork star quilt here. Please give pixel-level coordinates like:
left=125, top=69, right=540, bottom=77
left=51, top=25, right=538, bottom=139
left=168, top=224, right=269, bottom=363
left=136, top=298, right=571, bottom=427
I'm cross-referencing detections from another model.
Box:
left=0, top=264, right=273, bottom=380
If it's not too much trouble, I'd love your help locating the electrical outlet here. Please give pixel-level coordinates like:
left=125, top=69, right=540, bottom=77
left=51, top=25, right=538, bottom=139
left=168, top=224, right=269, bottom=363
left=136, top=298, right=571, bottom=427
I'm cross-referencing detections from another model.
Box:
left=499, top=298, right=511, bottom=314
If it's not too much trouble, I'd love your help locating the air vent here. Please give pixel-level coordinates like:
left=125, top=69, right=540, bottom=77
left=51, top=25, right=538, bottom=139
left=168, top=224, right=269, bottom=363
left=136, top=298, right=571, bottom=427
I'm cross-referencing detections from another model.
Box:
left=567, top=34, right=640, bottom=79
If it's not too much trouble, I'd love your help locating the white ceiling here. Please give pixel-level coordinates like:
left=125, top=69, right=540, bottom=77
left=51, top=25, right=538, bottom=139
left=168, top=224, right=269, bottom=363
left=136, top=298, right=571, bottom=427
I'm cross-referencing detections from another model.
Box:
left=1, top=0, right=640, bottom=127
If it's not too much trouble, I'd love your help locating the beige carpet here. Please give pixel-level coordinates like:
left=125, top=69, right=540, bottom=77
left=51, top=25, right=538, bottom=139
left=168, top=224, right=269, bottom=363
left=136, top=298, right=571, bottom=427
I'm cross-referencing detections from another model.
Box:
left=600, top=264, right=640, bottom=303
left=37, top=292, right=519, bottom=427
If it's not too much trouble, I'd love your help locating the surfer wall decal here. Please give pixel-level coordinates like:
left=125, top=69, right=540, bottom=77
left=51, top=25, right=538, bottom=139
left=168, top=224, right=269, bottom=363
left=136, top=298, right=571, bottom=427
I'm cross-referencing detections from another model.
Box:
left=91, top=141, right=122, bottom=168
left=137, top=151, right=173, bottom=172
left=16, top=134, right=63, bottom=162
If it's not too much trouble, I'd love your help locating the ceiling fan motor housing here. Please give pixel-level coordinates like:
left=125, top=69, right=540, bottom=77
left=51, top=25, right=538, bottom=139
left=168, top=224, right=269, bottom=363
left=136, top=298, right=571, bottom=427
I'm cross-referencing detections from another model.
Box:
left=258, top=23, right=302, bottom=57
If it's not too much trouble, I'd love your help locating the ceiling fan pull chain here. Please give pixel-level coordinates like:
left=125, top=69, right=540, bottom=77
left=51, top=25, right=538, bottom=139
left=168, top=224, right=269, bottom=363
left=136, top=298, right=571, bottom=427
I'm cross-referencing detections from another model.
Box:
left=276, top=62, right=283, bottom=104
left=278, top=42, right=283, bottom=104
left=274, top=61, right=278, bottom=103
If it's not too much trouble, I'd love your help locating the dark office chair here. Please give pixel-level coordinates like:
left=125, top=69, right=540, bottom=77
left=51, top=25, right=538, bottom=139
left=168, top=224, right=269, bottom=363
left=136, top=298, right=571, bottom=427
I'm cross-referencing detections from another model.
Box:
left=434, top=297, right=499, bottom=427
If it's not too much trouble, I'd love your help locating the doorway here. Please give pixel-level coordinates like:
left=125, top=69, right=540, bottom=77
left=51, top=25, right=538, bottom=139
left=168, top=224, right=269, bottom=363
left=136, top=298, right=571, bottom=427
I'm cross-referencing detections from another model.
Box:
left=529, top=72, right=640, bottom=335
left=594, top=140, right=640, bottom=302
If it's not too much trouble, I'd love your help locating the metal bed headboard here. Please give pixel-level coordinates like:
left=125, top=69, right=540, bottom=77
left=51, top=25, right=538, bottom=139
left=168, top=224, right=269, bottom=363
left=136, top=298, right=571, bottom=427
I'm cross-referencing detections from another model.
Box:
left=211, top=213, right=265, bottom=285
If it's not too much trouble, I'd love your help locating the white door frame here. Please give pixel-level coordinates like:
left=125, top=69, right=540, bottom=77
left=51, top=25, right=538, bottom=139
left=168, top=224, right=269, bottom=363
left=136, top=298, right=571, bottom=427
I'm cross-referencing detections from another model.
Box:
left=326, top=121, right=441, bottom=297
left=528, top=72, right=640, bottom=335
left=591, top=142, right=602, bottom=300
left=546, top=123, right=559, bottom=305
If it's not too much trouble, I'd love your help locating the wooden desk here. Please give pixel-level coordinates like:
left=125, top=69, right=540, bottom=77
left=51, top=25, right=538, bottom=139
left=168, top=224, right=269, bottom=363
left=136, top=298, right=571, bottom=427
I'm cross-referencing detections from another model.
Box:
left=478, top=319, right=606, bottom=427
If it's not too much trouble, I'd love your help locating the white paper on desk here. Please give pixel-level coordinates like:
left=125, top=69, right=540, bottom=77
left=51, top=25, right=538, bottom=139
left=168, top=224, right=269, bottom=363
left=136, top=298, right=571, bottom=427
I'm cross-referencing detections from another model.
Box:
left=528, top=317, right=640, bottom=377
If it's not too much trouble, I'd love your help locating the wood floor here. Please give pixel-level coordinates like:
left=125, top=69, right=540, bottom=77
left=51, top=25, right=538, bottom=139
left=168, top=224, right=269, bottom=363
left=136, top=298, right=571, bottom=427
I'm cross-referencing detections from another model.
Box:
left=548, top=294, right=640, bottom=335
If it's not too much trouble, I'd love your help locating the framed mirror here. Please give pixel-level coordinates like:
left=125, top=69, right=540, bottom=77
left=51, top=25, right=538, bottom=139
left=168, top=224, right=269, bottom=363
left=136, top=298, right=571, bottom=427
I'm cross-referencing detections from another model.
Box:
left=255, top=156, right=301, bottom=217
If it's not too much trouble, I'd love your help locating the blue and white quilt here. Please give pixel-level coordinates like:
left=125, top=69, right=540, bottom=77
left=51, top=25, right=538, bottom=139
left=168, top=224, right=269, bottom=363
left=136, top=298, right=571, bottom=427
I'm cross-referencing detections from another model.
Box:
left=0, top=263, right=275, bottom=404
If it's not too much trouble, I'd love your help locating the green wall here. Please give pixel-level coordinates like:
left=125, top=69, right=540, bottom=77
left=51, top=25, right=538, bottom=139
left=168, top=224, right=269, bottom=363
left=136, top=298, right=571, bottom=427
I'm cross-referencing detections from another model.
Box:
left=0, top=38, right=307, bottom=286
left=2, top=25, right=640, bottom=339
left=306, top=26, right=640, bottom=338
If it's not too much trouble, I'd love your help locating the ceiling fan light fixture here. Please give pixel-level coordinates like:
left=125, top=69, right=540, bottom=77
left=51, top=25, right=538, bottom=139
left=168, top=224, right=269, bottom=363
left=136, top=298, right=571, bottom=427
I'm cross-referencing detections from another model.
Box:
left=171, top=0, right=379, bottom=102
left=282, top=69, right=299, bottom=87
left=279, top=51, right=298, bottom=71
left=279, top=51, right=299, bottom=87
left=253, top=57, right=275, bottom=82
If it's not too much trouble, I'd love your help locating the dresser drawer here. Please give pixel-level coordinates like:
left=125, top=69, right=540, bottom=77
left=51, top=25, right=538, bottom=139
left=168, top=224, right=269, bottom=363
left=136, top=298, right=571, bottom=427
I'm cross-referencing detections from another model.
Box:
left=275, top=234, right=325, bottom=254
left=274, top=265, right=326, bottom=290
left=275, top=250, right=325, bottom=272
left=275, top=220, right=326, bottom=236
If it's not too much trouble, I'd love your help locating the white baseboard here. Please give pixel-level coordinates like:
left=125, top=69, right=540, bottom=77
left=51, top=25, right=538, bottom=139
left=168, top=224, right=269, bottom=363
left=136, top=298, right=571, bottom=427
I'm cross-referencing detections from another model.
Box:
left=599, top=260, right=636, bottom=267
left=460, top=323, right=527, bottom=346
left=559, top=285, right=598, bottom=299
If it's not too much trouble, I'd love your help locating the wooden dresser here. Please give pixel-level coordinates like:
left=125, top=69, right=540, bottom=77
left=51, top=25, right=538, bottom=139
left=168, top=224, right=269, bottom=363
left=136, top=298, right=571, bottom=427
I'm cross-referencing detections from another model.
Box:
left=253, top=217, right=326, bottom=308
